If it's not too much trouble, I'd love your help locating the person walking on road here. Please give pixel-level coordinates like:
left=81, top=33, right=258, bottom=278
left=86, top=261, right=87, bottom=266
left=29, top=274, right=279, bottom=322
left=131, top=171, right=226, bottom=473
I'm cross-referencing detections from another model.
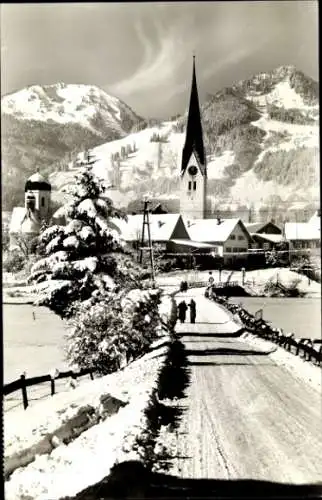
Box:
left=178, top=300, right=188, bottom=323
left=188, top=299, right=196, bottom=323
left=208, top=271, right=214, bottom=287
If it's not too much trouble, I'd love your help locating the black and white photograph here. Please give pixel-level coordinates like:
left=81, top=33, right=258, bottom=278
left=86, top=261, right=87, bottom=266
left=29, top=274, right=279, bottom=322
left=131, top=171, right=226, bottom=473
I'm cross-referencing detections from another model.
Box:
left=1, top=2, right=321, bottom=499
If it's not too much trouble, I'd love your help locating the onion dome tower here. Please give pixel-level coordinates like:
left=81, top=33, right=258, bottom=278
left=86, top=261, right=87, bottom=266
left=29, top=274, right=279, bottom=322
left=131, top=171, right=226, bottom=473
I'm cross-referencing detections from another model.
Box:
left=25, top=172, right=51, bottom=219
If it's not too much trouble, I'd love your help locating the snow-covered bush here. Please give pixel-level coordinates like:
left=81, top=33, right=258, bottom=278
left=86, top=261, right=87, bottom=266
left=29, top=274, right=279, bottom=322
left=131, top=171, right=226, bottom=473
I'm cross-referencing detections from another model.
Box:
left=28, top=162, right=144, bottom=317
left=2, top=250, right=25, bottom=273
left=65, top=288, right=162, bottom=374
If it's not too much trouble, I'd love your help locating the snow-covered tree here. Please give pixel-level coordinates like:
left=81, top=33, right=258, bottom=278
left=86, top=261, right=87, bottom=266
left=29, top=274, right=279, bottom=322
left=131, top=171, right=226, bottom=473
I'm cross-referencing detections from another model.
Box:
left=28, top=162, right=142, bottom=317
left=65, top=288, right=162, bottom=374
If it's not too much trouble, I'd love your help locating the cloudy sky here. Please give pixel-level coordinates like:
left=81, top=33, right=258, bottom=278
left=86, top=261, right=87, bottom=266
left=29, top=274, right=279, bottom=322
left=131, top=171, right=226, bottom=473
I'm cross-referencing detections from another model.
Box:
left=1, top=2, right=318, bottom=118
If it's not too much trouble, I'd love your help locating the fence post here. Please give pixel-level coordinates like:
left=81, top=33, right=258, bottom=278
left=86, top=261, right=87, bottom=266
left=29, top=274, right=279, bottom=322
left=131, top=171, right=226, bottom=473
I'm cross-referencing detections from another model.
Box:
left=89, top=371, right=94, bottom=381
left=20, top=374, right=28, bottom=410
left=50, top=376, right=55, bottom=396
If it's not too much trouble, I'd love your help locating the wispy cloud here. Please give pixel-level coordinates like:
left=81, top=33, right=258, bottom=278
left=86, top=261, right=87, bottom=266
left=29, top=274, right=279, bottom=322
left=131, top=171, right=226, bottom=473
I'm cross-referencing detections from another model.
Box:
left=201, top=40, right=269, bottom=82
left=109, top=18, right=196, bottom=98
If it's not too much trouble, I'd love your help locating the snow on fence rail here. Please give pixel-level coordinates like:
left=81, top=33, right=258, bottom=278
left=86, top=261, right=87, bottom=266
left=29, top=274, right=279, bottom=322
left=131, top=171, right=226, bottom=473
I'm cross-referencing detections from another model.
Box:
left=207, top=294, right=322, bottom=366
left=4, top=368, right=95, bottom=410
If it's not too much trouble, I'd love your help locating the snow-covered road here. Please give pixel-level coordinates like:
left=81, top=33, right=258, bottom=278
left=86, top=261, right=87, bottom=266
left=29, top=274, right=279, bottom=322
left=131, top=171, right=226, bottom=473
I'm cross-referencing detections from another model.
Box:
left=171, top=289, right=322, bottom=484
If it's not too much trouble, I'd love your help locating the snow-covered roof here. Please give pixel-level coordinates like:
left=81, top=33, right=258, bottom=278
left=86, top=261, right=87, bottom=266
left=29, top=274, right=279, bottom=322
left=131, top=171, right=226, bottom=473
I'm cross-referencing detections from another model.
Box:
left=284, top=222, right=320, bottom=241
left=170, top=239, right=216, bottom=249
left=25, top=172, right=51, bottom=192
left=245, top=221, right=282, bottom=234
left=308, top=210, right=321, bottom=229
left=9, top=207, right=40, bottom=234
left=110, top=214, right=183, bottom=242
left=184, top=218, right=250, bottom=243
left=252, top=233, right=284, bottom=243
left=27, top=172, right=47, bottom=183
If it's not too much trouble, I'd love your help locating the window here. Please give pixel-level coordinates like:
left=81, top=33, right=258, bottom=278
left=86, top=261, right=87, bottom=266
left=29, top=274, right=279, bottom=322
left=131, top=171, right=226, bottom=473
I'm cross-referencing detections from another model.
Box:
left=188, top=181, right=192, bottom=191
left=233, top=247, right=238, bottom=253
left=230, top=235, right=236, bottom=240
left=238, top=235, right=244, bottom=240
left=41, top=197, right=45, bottom=207
left=226, top=247, right=231, bottom=253
left=193, top=181, right=196, bottom=191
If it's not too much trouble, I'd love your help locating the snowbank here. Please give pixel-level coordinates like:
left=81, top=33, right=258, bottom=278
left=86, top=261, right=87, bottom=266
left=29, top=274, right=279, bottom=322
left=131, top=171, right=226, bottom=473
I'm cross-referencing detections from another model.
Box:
left=4, top=293, right=175, bottom=500
left=241, top=332, right=321, bottom=393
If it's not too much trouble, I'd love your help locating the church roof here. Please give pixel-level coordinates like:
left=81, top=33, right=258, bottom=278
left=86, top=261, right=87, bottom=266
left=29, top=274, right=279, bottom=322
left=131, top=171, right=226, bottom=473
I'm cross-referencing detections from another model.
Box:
left=181, top=57, right=206, bottom=176
left=25, top=172, right=51, bottom=192
left=9, top=207, right=40, bottom=234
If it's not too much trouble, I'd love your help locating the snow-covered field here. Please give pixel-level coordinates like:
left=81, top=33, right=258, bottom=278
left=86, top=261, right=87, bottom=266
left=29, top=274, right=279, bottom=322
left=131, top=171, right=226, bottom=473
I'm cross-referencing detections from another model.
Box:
left=156, top=267, right=321, bottom=297
left=4, top=295, right=174, bottom=500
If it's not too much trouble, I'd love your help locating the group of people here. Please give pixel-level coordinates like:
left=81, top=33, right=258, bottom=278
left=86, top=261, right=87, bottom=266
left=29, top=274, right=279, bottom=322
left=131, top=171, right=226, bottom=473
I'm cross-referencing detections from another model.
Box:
left=177, top=298, right=196, bottom=324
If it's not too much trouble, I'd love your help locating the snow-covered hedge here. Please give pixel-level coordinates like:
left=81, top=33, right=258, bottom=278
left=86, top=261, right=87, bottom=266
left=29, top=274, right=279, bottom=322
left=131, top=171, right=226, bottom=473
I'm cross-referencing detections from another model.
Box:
left=65, top=288, right=164, bottom=375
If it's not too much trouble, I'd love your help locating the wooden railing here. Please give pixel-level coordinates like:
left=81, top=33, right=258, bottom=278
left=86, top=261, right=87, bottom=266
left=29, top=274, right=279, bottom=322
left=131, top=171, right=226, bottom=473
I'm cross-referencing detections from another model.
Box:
left=3, top=368, right=95, bottom=410
left=206, top=294, right=322, bottom=366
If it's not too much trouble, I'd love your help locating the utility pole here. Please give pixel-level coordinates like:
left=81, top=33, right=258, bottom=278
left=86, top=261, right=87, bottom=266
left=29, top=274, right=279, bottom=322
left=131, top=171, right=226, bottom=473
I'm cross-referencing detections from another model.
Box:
left=139, top=200, right=156, bottom=287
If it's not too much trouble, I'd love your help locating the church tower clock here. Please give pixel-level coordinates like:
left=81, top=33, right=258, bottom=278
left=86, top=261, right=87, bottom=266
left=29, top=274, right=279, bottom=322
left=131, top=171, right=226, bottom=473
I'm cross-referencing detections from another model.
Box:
left=179, top=56, right=207, bottom=220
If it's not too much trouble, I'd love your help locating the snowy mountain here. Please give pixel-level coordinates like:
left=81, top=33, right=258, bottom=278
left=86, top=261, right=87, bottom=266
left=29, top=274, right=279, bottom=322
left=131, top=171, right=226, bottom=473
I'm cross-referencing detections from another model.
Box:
left=50, top=66, right=318, bottom=217
left=2, top=66, right=319, bottom=216
left=1, top=84, right=145, bottom=210
left=2, top=83, right=143, bottom=133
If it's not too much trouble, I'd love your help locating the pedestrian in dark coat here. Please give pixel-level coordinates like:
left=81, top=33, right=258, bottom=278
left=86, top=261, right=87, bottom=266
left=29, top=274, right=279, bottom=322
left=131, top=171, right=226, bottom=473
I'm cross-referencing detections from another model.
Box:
left=178, top=300, right=188, bottom=323
left=188, top=299, right=196, bottom=323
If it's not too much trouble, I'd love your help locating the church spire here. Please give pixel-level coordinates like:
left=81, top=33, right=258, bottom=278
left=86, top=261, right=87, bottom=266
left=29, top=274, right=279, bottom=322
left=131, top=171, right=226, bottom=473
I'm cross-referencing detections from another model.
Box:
left=181, top=56, right=205, bottom=175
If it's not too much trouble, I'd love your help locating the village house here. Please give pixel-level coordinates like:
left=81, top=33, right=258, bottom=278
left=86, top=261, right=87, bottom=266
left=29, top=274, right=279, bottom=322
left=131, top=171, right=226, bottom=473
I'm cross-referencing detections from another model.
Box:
left=109, top=213, right=190, bottom=253
left=284, top=220, right=320, bottom=256
left=245, top=221, right=285, bottom=251
left=183, top=217, right=253, bottom=267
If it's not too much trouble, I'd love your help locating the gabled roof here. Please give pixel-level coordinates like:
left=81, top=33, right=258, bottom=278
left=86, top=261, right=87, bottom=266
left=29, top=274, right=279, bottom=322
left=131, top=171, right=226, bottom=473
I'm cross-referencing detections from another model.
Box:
left=181, top=57, right=206, bottom=176
left=252, top=233, right=284, bottom=243
left=110, top=214, right=184, bottom=242
left=184, top=218, right=251, bottom=243
left=284, top=222, right=320, bottom=241
left=245, top=221, right=282, bottom=234
left=9, top=207, right=40, bottom=234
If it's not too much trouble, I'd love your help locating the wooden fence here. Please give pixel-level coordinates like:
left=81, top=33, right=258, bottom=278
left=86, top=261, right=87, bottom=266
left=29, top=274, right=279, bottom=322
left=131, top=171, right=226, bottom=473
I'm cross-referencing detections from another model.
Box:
left=207, top=295, right=322, bottom=366
left=3, top=368, right=95, bottom=410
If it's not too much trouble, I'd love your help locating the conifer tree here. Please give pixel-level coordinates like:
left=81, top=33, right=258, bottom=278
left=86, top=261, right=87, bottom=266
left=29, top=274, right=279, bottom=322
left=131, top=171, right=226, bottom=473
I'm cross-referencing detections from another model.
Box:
left=29, top=158, right=142, bottom=317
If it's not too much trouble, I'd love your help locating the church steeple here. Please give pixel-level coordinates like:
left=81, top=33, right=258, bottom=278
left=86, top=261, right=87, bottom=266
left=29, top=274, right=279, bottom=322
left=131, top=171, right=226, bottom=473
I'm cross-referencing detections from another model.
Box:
left=181, top=56, right=206, bottom=176
left=179, top=57, right=207, bottom=220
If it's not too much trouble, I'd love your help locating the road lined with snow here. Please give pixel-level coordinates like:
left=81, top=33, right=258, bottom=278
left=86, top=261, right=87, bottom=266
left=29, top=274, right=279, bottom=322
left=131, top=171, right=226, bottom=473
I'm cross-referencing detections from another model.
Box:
left=172, top=289, right=322, bottom=484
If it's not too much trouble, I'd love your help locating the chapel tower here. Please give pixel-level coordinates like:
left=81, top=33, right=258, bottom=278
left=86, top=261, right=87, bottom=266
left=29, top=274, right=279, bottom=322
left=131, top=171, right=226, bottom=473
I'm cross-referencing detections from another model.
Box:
left=179, top=56, right=207, bottom=220
left=24, top=172, right=51, bottom=220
